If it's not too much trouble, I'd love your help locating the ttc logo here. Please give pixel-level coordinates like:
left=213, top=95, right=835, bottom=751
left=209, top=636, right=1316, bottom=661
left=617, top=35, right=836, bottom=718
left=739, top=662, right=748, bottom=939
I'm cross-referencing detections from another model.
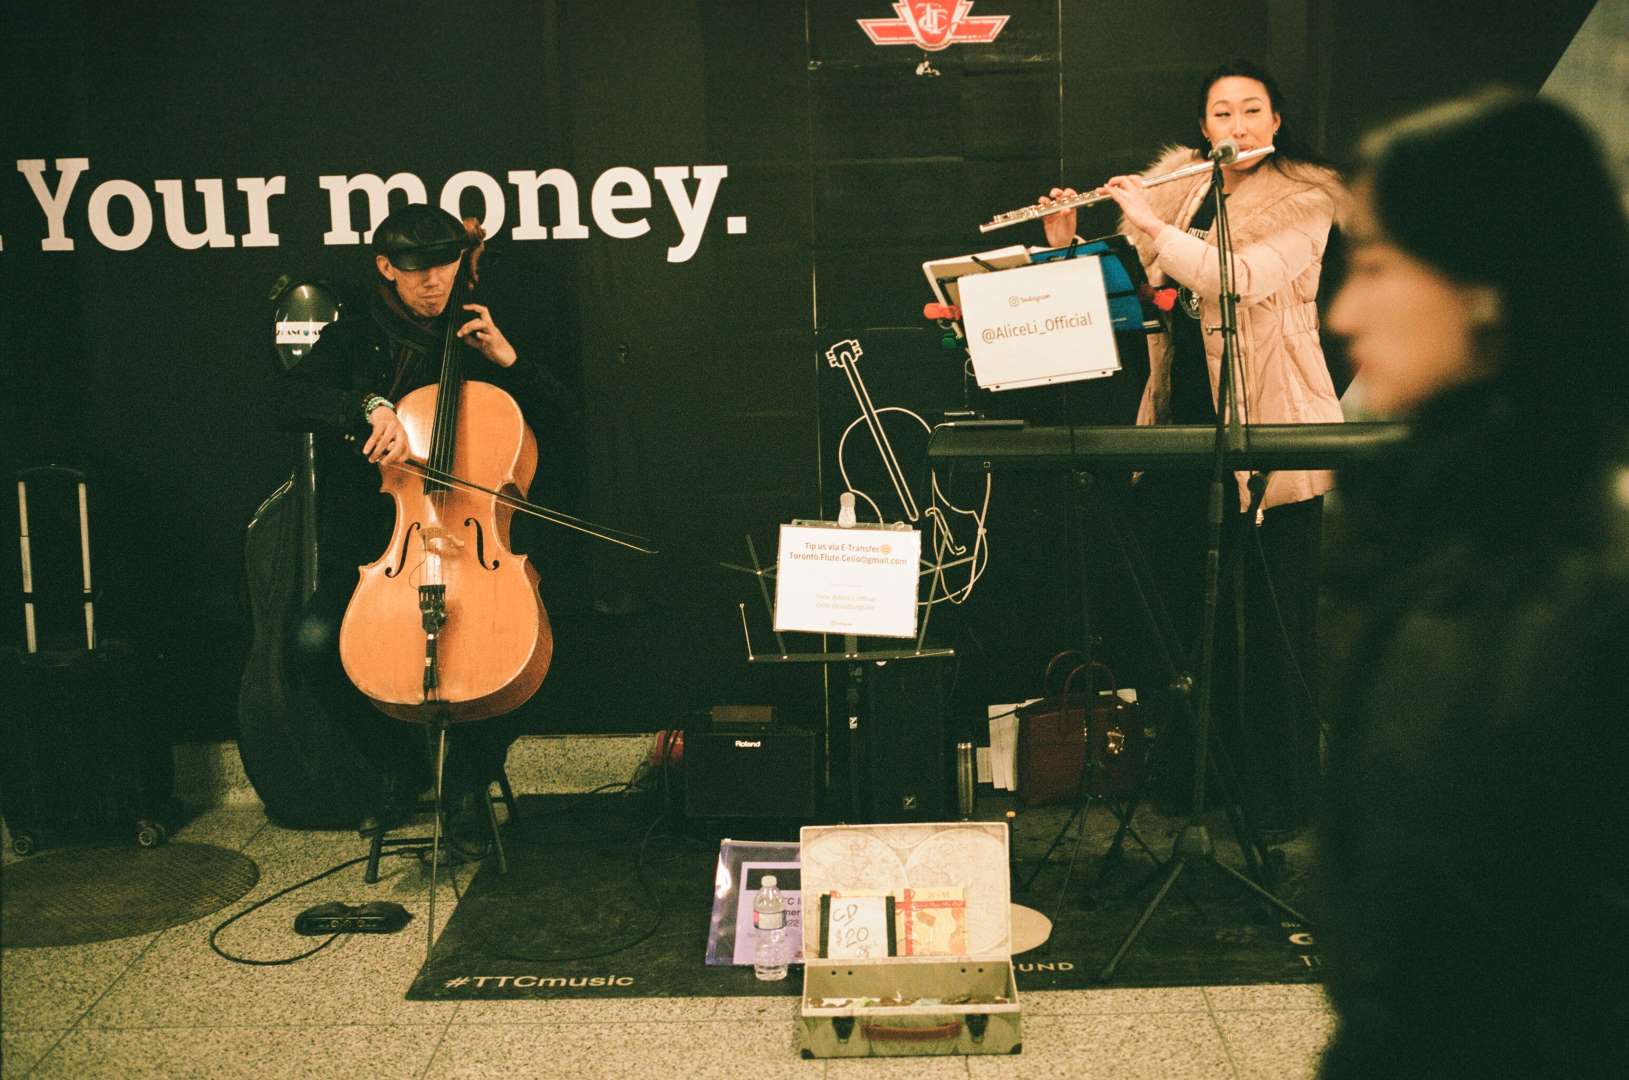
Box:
left=858, top=2, right=1010, bottom=52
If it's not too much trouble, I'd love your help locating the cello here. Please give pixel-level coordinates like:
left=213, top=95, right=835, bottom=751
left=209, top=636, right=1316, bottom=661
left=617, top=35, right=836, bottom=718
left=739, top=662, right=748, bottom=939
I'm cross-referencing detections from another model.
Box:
left=338, top=221, right=553, bottom=724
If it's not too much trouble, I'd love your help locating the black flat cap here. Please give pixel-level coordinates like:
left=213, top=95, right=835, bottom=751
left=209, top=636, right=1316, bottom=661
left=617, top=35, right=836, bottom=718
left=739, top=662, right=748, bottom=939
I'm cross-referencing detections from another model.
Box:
left=372, top=204, right=467, bottom=270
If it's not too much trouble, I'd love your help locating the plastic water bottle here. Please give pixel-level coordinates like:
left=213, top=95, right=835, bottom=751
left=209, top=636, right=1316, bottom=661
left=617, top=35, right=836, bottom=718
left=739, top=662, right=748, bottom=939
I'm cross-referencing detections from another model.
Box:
left=752, top=875, right=788, bottom=981
left=837, top=491, right=857, bottom=528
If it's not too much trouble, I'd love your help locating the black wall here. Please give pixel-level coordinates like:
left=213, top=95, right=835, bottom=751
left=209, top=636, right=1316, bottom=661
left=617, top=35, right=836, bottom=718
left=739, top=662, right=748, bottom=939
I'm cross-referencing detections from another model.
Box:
left=0, top=1, right=1592, bottom=738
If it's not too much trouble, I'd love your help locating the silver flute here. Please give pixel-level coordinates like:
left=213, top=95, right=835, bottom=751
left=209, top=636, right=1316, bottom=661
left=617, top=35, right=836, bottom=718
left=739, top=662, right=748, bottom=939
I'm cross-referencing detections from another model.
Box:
left=978, top=145, right=1275, bottom=233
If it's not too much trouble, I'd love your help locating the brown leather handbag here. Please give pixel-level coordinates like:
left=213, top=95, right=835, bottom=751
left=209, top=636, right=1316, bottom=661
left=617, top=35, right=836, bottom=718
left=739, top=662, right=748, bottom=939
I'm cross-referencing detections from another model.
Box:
left=1016, top=652, right=1150, bottom=806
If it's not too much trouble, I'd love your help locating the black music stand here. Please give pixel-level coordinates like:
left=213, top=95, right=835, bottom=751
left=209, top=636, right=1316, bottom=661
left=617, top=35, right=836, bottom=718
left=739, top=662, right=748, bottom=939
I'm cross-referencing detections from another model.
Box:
left=932, top=238, right=1180, bottom=917
left=733, top=532, right=953, bottom=822
left=924, top=234, right=1161, bottom=338
left=923, top=235, right=1159, bottom=395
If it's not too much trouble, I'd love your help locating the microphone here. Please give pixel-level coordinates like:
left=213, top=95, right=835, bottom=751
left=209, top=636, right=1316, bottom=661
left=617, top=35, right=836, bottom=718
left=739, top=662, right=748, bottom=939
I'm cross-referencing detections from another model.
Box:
left=1207, top=139, right=1239, bottom=164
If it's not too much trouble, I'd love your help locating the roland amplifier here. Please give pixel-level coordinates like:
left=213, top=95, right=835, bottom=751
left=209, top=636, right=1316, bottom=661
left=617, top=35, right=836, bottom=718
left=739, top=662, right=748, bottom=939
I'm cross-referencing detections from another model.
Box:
left=682, top=726, right=819, bottom=820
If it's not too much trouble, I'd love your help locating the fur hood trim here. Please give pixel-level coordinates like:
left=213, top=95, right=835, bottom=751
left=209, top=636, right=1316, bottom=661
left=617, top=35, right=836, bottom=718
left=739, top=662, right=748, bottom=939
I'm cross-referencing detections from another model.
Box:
left=1123, top=145, right=1348, bottom=271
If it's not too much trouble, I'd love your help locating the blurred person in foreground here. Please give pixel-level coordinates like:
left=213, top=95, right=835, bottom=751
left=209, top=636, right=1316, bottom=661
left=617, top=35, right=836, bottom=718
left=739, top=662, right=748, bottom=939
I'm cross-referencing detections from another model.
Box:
left=1318, top=89, right=1629, bottom=1078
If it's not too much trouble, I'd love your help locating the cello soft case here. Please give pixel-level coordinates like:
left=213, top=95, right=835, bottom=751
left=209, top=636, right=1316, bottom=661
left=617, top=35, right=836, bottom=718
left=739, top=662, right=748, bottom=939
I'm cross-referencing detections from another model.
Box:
left=234, top=278, right=393, bottom=829
left=0, top=466, right=177, bottom=855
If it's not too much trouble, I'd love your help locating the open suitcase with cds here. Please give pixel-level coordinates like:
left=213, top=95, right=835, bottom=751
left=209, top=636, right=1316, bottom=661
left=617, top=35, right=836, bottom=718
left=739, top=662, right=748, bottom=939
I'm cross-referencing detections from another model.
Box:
left=797, top=822, right=1022, bottom=1058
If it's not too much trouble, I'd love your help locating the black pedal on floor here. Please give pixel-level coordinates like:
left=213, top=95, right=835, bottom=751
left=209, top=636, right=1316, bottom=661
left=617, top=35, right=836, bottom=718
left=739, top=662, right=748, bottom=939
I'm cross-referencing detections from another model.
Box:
left=293, top=901, right=411, bottom=935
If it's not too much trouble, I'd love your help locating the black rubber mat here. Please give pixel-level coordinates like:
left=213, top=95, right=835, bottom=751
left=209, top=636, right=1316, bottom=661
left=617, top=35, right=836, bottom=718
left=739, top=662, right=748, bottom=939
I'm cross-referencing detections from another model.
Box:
left=1, top=842, right=259, bottom=947
left=408, top=793, right=1320, bottom=1000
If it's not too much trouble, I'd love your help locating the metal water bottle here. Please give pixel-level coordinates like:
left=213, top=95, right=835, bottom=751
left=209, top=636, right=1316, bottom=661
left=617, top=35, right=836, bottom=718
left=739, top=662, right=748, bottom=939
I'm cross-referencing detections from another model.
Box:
left=956, top=741, right=976, bottom=817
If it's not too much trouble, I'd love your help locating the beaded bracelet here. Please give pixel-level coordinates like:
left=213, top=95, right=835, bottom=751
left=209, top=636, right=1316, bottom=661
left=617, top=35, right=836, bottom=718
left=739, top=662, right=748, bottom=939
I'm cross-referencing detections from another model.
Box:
left=361, top=394, right=393, bottom=421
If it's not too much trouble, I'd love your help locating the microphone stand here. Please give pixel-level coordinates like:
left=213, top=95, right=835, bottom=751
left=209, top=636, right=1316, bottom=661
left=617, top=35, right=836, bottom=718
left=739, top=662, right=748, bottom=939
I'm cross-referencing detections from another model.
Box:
left=1100, top=150, right=1308, bottom=979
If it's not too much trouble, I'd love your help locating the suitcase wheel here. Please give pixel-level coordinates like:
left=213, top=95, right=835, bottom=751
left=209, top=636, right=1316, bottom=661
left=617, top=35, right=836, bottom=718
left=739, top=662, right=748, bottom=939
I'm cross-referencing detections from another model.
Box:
left=11, top=832, right=38, bottom=857
left=135, top=821, right=168, bottom=849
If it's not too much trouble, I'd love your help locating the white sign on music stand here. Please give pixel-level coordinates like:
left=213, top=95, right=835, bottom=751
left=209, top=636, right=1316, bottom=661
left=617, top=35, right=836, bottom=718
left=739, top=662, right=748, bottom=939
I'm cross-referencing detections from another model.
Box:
left=773, top=523, right=920, bottom=639
left=955, top=256, right=1120, bottom=392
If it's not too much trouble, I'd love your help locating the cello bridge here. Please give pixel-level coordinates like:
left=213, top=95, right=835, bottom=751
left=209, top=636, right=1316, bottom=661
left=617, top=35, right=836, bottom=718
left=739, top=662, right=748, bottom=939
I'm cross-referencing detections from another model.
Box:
left=417, top=526, right=466, bottom=556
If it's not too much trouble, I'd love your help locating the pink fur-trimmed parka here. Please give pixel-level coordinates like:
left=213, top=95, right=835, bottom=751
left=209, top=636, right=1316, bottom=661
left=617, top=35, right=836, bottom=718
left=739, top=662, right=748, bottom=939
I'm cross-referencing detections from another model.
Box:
left=1121, top=146, right=1348, bottom=513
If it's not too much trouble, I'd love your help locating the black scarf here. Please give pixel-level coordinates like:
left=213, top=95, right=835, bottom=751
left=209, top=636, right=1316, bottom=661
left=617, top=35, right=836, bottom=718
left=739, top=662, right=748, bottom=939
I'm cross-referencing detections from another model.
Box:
left=369, top=281, right=447, bottom=400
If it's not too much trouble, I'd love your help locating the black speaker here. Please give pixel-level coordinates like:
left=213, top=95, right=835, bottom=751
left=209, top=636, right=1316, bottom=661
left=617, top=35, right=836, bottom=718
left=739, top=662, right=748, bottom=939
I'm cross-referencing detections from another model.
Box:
left=682, top=726, right=819, bottom=820
left=863, top=657, right=953, bottom=822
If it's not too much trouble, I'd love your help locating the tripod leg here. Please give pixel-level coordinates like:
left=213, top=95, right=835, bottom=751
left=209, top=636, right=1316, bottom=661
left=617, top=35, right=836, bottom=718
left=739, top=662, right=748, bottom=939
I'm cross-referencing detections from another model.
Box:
left=1021, top=759, right=1093, bottom=893
left=1217, top=783, right=1263, bottom=880
left=1120, top=843, right=1180, bottom=904
left=1106, top=808, right=1206, bottom=919
left=1100, top=796, right=1140, bottom=873
left=484, top=777, right=509, bottom=876
left=1115, top=822, right=1201, bottom=916
left=1099, top=801, right=1170, bottom=887
left=1046, top=796, right=1097, bottom=927
left=1211, top=857, right=1310, bottom=925
left=1203, top=727, right=1269, bottom=881
left=496, top=767, right=519, bottom=823
left=427, top=717, right=448, bottom=963
left=1110, top=812, right=1219, bottom=920
left=1021, top=799, right=1084, bottom=892
left=1101, top=856, right=1188, bottom=980
left=1121, top=821, right=1161, bottom=865
left=1100, top=798, right=1205, bottom=917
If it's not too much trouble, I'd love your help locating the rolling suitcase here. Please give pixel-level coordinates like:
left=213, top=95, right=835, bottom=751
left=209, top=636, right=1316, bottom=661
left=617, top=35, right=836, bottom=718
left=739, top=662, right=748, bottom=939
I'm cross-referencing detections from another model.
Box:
left=0, top=466, right=177, bottom=855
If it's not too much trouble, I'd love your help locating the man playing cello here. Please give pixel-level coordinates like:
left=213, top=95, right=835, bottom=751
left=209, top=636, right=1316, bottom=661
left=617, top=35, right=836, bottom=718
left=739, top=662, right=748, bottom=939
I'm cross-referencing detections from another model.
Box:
left=276, top=203, right=549, bottom=856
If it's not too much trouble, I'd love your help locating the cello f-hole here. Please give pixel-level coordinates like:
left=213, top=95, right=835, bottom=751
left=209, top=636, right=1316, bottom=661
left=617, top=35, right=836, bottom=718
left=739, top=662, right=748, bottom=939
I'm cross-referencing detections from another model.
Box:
left=384, top=521, right=422, bottom=579
left=463, top=517, right=499, bottom=570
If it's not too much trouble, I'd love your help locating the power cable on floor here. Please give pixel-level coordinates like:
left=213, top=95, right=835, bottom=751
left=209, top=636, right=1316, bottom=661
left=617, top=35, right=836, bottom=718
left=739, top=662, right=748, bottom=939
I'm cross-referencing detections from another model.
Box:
left=208, top=849, right=426, bottom=967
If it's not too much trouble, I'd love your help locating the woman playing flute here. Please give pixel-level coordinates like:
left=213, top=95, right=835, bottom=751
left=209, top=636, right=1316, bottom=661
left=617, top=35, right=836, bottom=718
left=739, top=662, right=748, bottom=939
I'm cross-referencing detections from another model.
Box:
left=1038, top=59, right=1348, bottom=837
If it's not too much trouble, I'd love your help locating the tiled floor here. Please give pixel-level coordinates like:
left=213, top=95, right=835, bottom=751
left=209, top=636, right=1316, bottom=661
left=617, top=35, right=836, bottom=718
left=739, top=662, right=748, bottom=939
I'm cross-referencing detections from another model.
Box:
left=1, top=800, right=1335, bottom=1079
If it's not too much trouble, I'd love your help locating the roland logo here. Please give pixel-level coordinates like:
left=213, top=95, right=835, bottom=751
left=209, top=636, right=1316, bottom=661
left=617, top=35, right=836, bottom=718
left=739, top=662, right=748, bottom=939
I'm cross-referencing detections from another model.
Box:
left=733, top=738, right=763, bottom=749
